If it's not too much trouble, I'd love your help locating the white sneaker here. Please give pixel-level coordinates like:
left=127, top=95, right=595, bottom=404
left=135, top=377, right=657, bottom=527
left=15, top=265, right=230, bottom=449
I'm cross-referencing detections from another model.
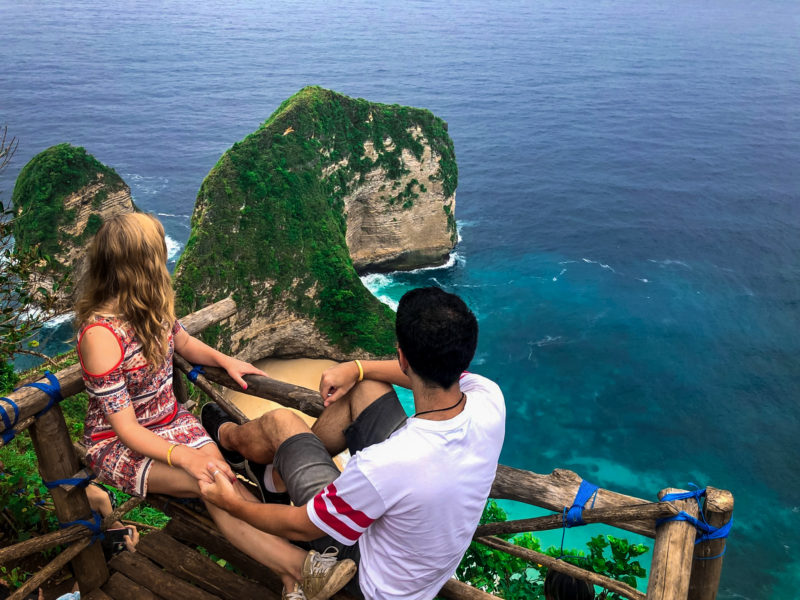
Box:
left=301, top=547, right=357, bottom=600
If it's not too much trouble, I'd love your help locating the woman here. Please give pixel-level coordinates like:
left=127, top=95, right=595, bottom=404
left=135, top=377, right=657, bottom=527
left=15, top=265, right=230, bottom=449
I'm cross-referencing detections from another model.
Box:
left=75, top=213, right=352, bottom=600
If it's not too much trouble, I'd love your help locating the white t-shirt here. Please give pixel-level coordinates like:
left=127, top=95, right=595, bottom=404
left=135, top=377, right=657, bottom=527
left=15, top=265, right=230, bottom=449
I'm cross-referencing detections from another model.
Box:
left=307, top=373, right=506, bottom=600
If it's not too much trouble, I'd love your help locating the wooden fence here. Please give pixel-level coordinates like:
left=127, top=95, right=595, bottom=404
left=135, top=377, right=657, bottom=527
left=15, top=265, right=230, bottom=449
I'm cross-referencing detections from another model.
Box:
left=0, top=298, right=733, bottom=600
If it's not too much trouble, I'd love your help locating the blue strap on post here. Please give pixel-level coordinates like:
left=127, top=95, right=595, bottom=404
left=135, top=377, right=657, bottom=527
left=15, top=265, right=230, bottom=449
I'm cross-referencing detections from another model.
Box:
left=564, top=479, right=599, bottom=527
left=187, top=365, right=205, bottom=382
left=43, top=471, right=96, bottom=490
left=21, top=371, right=63, bottom=418
left=61, top=509, right=104, bottom=543
left=0, top=396, right=20, bottom=444
left=658, top=484, right=733, bottom=558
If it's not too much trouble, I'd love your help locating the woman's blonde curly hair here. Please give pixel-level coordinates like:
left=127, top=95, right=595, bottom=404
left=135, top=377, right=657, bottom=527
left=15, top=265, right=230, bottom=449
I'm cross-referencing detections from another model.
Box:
left=75, top=212, right=176, bottom=368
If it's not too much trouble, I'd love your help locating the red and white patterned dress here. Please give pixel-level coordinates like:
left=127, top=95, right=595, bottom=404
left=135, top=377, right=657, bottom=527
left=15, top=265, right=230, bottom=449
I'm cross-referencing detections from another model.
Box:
left=79, top=316, right=212, bottom=497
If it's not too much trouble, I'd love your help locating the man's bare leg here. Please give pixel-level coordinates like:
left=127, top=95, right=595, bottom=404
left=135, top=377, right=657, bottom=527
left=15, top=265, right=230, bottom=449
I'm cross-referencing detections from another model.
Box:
left=219, top=380, right=394, bottom=459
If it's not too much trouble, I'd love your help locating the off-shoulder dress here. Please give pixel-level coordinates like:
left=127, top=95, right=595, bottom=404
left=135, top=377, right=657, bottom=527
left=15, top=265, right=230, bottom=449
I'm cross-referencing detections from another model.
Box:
left=79, top=316, right=212, bottom=497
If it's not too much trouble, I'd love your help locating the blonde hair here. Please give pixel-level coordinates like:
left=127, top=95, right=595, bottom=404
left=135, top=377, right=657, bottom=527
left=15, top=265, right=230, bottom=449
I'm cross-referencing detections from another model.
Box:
left=76, top=213, right=176, bottom=368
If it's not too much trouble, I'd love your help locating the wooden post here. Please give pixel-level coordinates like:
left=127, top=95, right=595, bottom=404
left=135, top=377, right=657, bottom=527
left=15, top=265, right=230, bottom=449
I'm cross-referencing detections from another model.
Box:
left=29, top=406, right=109, bottom=593
left=688, top=487, right=734, bottom=600
left=647, top=488, right=699, bottom=600
left=173, top=360, right=189, bottom=405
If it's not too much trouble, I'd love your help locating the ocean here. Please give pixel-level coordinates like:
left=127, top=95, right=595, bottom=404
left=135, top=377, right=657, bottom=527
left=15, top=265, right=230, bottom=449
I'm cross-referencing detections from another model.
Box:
left=1, top=1, right=798, bottom=597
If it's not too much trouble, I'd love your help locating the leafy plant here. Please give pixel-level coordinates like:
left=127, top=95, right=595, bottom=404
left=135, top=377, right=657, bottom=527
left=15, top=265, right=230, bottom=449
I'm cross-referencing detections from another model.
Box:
left=457, top=500, right=650, bottom=599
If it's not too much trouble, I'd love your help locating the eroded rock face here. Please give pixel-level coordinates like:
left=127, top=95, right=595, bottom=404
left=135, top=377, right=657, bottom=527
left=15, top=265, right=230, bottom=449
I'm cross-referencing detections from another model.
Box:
left=175, top=86, right=458, bottom=360
left=345, top=130, right=456, bottom=273
left=12, top=144, right=134, bottom=314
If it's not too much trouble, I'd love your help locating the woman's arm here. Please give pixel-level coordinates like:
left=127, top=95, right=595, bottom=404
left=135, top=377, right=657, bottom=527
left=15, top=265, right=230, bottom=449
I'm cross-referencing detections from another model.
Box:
left=173, top=327, right=266, bottom=390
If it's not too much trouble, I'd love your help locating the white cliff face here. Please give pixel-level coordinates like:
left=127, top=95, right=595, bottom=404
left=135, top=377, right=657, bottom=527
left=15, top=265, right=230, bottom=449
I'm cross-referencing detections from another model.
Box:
left=344, top=128, right=456, bottom=273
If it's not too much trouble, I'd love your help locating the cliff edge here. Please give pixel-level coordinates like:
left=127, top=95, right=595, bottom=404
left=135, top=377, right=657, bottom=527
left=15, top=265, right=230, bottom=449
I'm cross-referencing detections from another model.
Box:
left=12, top=144, right=135, bottom=313
left=175, top=86, right=458, bottom=361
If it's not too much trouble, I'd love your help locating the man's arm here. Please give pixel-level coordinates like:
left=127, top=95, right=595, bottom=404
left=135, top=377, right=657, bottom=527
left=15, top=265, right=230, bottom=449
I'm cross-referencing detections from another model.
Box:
left=319, top=359, right=411, bottom=405
left=199, top=469, right=324, bottom=541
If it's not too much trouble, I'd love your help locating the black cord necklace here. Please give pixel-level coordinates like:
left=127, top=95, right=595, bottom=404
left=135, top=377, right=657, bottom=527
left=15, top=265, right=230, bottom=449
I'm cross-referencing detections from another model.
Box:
left=413, top=392, right=466, bottom=419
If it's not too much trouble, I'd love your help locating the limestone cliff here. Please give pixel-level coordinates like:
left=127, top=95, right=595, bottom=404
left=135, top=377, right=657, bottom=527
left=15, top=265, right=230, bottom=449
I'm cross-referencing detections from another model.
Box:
left=12, top=144, right=135, bottom=313
left=175, top=86, right=458, bottom=361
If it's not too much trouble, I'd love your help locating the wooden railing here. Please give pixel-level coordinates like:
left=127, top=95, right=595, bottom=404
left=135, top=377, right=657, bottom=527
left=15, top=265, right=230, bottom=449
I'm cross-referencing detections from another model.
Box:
left=0, top=298, right=733, bottom=600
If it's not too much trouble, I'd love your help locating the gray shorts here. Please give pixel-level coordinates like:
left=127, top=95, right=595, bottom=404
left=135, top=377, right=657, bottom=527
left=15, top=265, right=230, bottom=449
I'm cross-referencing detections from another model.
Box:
left=273, top=391, right=407, bottom=597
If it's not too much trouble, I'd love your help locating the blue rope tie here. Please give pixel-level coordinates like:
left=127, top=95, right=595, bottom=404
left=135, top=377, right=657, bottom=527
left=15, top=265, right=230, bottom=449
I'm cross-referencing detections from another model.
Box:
left=44, top=471, right=96, bottom=490
left=22, top=370, right=64, bottom=418
left=187, top=364, right=205, bottom=382
left=658, top=484, right=733, bottom=558
left=61, top=509, right=104, bottom=543
left=0, top=396, right=20, bottom=444
left=564, top=479, right=599, bottom=527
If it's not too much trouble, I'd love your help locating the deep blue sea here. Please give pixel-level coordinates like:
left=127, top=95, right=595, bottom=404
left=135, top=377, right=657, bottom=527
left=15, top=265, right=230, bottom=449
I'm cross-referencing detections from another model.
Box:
left=2, top=1, right=798, bottom=597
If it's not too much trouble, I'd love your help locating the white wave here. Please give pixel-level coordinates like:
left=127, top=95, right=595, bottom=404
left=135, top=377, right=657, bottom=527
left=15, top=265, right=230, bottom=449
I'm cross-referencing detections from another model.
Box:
left=360, top=273, right=399, bottom=310
left=165, top=235, right=182, bottom=261
left=552, top=268, right=566, bottom=282
left=44, top=311, right=75, bottom=328
left=558, top=260, right=577, bottom=265
left=532, top=335, right=564, bottom=347
left=124, top=173, right=170, bottom=197
left=637, top=278, right=649, bottom=283
left=156, top=212, right=191, bottom=219
left=582, top=257, right=616, bottom=272
left=648, top=259, right=691, bottom=269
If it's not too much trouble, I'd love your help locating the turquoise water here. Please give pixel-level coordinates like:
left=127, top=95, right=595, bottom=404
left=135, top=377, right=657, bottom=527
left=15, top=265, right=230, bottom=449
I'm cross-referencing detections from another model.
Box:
left=2, top=1, right=799, bottom=597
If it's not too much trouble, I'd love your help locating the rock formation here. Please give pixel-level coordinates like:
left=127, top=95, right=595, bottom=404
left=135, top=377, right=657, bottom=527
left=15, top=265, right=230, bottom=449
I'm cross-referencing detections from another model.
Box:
left=12, top=144, right=135, bottom=313
left=175, top=86, right=458, bottom=361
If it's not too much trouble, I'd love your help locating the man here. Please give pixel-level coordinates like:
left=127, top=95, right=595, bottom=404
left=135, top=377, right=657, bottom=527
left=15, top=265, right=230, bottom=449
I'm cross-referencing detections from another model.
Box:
left=199, top=287, right=506, bottom=600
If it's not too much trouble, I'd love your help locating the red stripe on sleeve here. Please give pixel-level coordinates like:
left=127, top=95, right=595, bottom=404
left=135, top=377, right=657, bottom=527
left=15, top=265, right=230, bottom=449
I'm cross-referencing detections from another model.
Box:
left=313, top=491, right=362, bottom=542
left=326, top=483, right=374, bottom=529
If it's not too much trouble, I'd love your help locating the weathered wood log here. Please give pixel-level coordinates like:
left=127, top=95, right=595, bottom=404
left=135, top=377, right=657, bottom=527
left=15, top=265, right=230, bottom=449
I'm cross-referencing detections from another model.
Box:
left=476, top=536, right=646, bottom=600
left=172, top=355, right=249, bottom=425
left=163, top=509, right=281, bottom=591
left=29, top=407, right=108, bottom=592
left=172, top=360, right=189, bottom=405
left=491, top=466, right=656, bottom=538
left=475, top=501, right=678, bottom=537
left=646, top=488, right=700, bottom=600
left=438, top=578, right=501, bottom=599
left=102, top=572, right=161, bottom=600
left=83, top=589, right=115, bottom=600
left=109, top=550, right=219, bottom=600
left=8, top=538, right=91, bottom=600
left=137, top=530, right=269, bottom=600
left=197, top=365, right=326, bottom=417
left=688, top=487, right=734, bottom=600
left=0, top=297, right=237, bottom=440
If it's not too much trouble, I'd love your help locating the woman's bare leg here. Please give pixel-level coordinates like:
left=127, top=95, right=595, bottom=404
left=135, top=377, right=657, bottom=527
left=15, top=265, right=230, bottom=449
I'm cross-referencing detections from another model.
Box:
left=146, top=444, right=306, bottom=590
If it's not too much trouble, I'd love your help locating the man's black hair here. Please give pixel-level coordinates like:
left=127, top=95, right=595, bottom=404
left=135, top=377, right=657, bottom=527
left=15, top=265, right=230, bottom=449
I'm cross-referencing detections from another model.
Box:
left=395, top=286, right=478, bottom=389
left=543, top=569, right=595, bottom=600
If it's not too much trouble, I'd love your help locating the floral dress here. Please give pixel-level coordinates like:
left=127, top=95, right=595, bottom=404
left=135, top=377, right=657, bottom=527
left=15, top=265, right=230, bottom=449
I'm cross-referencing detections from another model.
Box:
left=79, top=316, right=212, bottom=497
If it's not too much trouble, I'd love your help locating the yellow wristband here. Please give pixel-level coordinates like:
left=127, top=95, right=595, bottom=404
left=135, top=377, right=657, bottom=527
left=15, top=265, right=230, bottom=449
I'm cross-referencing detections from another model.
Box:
left=166, top=443, right=179, bottom=467
left=354, top=359, right=364, bottom=382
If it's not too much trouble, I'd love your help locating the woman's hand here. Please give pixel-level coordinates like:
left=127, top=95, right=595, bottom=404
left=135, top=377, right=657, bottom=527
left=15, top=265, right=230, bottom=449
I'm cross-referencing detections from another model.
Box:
left=219, top=356, right=268, bottom=391
left=123, top=525, right=139, bottom=552
left=198, top=464, right=242, bottom=510
left=173, top=446, right=234, bottom=484
left=319, top=361, right=361, bottom=407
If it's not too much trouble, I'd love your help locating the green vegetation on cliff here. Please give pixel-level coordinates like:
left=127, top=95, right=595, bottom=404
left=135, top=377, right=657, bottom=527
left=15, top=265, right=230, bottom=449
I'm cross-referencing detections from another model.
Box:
left=12, top=143, right=125, bottom=264
left=176, top=87, right=457, bottom=355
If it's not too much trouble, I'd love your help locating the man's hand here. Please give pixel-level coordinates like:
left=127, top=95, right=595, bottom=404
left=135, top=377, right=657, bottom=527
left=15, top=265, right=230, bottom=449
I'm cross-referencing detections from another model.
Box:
left=220, top=356, right=268, bottom=391
left=319, top=361, right=361, bottom=407
left=124, top=525, right=139, bottom=552
left=198, top=464, right=242, bottom=510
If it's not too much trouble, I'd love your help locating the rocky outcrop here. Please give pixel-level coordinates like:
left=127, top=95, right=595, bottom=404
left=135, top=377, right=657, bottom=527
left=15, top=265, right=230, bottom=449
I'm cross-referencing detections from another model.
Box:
left=175, top=86, right=458, bottom=361
left=12, top=144, right=134, bottom=313
left=345, top=127, right=456, bottom=272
